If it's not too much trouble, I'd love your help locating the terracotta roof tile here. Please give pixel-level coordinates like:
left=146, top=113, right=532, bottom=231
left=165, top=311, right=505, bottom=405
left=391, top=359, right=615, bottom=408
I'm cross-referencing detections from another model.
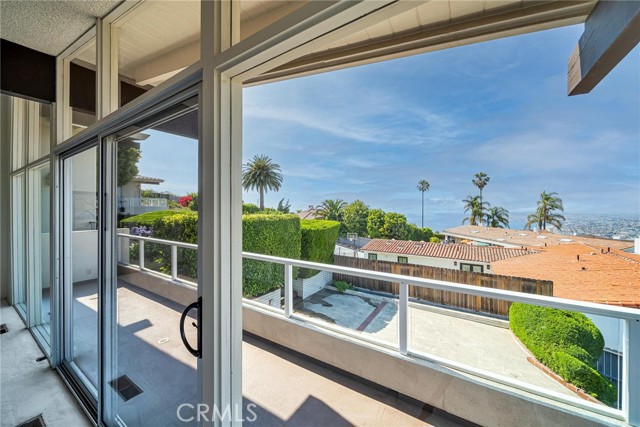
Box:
left=492, top=243, right=640, bottom=308
left=362, top=239, right=534, bottom=263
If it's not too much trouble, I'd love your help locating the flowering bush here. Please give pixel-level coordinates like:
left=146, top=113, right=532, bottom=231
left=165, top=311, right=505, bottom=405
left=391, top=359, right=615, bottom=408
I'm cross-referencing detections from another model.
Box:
left=130, top=226, right=153, bottom=237
left=178, top=195, right=192, bottom=208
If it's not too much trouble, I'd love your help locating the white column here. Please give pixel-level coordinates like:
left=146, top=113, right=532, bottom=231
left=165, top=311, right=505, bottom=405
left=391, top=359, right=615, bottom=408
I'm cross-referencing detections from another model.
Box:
left=201, top=2, right=242, bottom=426
left=623, top=318, right=640, bottom=425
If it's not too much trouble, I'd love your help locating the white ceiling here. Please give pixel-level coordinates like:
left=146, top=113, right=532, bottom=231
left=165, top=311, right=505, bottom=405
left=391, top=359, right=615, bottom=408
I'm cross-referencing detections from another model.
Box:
left=0, top=0, right=123, bottom=56
left=1, top=1, right=596, bottom=86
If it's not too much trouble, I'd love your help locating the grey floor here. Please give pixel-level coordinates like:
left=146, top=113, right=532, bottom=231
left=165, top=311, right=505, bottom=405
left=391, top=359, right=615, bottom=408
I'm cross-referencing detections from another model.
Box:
left=0, top=299, right=91, bottom=427
left=2, top=283, right=464, bottom=427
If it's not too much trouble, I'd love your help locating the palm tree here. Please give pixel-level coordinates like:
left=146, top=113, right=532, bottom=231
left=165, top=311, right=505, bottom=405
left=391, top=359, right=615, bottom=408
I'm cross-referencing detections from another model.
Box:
left=472, top=172, right=490, bottom=224
left=462, top=195, right=489, bottom=226
left=417, top=180, right=430, bottom=228
left=316, top=199, right=347, bottom=221
left=525, top=191, right=565, bottom=231
left=486, top=206, right=510, bottom=228
left=242, top=154, right=283, bottom=210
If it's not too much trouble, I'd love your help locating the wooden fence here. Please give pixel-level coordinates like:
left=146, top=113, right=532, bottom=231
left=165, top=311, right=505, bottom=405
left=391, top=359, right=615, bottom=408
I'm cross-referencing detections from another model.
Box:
left=333, top=256, right=553, bottom=317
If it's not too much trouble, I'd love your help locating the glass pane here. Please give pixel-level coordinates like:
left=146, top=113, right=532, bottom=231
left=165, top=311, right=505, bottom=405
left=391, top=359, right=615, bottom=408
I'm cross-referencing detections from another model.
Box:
left=9, top=96, right=27, bottom=171
left=11, top=173, right=26, bottom=314
left=116, top=2, right=200, bottom=108
left=29, top=163, right=51, bottom=333
left=28, top=102, right=52, bottom=162
left=70, top=39, right=97, bottom=135
left=64, top=146, right=99, bottom=393
left=112, top=97, right=199, bottom=425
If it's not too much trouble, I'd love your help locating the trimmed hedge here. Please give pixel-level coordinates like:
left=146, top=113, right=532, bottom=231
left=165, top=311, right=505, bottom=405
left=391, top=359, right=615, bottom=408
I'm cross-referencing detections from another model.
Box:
left=509, top=303, right=616, bottom=405
left=299, top=220, right=341, bottom=279
left=122, top=211, right=301, bottom=297
left=120, top=210, right=182, bottom=227
left=242, top=214, right=301, bottom=297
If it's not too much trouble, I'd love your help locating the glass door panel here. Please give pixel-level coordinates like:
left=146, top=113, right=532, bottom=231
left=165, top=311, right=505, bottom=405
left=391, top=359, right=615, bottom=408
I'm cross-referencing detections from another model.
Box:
left=28, top=163, right=52, bottom=334
left=62, top=146, right=100, bottom=397
left=108, top=96, right=200, bottom=426
left=11, top=173, right=26, bottom=316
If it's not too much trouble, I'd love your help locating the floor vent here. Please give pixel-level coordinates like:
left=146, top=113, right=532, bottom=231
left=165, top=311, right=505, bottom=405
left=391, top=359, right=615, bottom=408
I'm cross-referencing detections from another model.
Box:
left=0, top=324, right=8, bottom=334
left=16, top=414, right=46, bottom=427
left=109, top=375, right=143, bottom=402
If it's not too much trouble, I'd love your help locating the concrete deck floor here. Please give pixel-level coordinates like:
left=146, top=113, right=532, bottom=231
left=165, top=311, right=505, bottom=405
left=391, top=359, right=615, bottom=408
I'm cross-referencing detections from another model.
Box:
left=2, top=284, right=464, bottom=427
left=295, top=288, right=577, bottom=397
left=0, top=300, right=91, bottom=427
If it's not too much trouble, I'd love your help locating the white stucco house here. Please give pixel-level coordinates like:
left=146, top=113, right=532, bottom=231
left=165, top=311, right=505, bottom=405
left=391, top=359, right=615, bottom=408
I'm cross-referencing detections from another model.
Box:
left=361, top=239, right=534, bottom=273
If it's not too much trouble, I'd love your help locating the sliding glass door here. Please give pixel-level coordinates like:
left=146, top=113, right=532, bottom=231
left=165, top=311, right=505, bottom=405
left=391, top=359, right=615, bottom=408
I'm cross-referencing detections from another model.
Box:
left=59, top=91, right=202, bottom=426
left=60, top=145, right=101, bottom=408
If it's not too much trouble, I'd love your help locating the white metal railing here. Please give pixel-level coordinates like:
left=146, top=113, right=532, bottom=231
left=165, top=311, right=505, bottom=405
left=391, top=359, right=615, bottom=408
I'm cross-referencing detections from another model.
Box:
left=117, top=234, right=640, bottom=425
left=118, top=233, right=197, bottom=283
left=119, top=197, right=168, bottom=207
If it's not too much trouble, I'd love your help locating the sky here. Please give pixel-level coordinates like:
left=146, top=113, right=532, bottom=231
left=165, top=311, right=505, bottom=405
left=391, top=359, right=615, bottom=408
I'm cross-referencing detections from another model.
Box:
left=139, top=24, right=640, bottom=232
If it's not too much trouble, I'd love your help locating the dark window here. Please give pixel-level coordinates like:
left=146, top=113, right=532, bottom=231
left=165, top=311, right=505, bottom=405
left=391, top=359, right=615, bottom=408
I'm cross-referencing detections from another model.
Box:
left=460, top=263, right=483, bottom=273
left=398, top=256, right=408, bottom=264
left=368, top=253, right=377, bottom=261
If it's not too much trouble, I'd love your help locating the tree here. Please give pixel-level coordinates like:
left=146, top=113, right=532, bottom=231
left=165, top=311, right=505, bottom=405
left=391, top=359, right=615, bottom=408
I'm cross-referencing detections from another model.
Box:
left=525, top=191, right=565, bottom=231
left=316, top=199, right=347, bottom=221
left=407, top=224, right=434, bottom=241
left=118, top=145, right=141, bottom=186
left=486, top=206, right=510, bottom=228
left=242, top=154, right=283, bottom=210
left=472, top=172, right=490, bottom=225
left=342, top=200, right=369, bottom=237
left=366, top=209, right=386, bottom=238
left=277, top=198, right=291, bottom=213
left=417, top=180, right=430, bottom=228
left=462, top=195, right=489, bottom=226
left=381, top=212, right=410, bottom=240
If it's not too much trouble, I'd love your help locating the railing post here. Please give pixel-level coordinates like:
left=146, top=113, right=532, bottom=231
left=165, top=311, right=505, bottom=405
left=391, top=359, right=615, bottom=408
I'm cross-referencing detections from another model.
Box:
left=623, top=318, right=640, bottom=425
left=139, top=239, right=145, bottom=270
left=171, top=245, right=178, bottom=281
left=399, top=282, right=408, bottom=355
left=284, top=263, right=293, bottom=317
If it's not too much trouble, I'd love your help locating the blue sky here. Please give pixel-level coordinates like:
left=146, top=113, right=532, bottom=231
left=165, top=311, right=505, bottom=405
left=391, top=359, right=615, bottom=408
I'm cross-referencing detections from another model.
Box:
left=140, top=24, right=639, bottom=232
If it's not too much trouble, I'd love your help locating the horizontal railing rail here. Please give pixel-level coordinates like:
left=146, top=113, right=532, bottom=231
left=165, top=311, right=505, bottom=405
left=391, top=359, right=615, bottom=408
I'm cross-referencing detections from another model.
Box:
left=116, top=234, right=639, bottom=423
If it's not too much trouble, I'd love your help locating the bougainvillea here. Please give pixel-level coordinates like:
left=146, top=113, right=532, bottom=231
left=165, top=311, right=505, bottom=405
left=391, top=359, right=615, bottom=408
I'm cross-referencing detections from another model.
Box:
left=178, top=195, right=192, bottom=208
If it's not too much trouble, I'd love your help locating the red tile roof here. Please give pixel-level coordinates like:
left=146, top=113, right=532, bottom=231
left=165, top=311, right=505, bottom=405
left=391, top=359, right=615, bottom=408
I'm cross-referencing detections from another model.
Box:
left=492, top=243, right=640, bottom=308
left=362, top=239, right=534, bottom=263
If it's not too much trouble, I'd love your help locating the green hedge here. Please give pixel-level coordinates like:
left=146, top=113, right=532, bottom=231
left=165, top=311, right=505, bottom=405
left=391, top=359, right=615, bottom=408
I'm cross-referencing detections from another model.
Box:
left=242, top=214, right=301, bottom=297
left=120, top=209, right=182, bottom=227
left=298, top=220, right=340, bottom=279
left=509, top=303, right=616, bottom=405
left=152, top=212, right=199, bottom=279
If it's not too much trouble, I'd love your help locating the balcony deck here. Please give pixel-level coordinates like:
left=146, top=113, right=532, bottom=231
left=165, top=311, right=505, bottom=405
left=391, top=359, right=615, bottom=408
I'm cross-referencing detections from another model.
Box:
left=2, top=282, right=464, bottom=427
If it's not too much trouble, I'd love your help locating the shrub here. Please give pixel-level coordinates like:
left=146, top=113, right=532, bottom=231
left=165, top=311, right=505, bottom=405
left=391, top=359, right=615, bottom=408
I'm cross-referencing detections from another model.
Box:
left=509, top=303, right=616, bottom=405
left=243, top=203, right=260, bottom=214
left=299, top=220, right=341, bottom=279
left=243, top=214, right=301, bottom=297
left=333, top=280, right=353, bottom=293
left=152, top=212, right=198, bottom=279
left=120, top=210, right=182, bottom=227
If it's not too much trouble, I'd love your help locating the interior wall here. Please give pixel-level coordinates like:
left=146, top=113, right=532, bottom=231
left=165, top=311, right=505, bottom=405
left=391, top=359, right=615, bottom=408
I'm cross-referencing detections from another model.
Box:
left=0, top=95, right=12, bottom=302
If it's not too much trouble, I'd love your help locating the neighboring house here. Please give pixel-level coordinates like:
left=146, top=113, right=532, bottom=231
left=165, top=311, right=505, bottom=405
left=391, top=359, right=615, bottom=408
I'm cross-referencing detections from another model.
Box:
left=361, top=239, right=534, bottom=273
left=118, top=174, right=166, bottom=216
left=443, top=225, right=634, bottom=251
left=297, top=205, right=320, bottom=220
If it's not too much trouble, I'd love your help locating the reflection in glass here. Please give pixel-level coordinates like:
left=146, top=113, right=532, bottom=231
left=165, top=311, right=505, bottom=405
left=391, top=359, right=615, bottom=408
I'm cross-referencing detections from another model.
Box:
left=11, top=173, right=26, bottom=315
left=64, top=147, right=99, bottom=392
left=29, top=164, right=52, bottom=333
left=112, top=97, right=199, bottom=425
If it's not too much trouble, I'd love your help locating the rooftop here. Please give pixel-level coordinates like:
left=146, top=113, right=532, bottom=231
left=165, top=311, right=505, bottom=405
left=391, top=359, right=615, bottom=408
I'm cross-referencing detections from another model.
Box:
left=443, top=225, right=634, bottom=251
left=492, top=243, right=640, bottom=308
left=362, top=239, right=535, bottom=263
left=131, top=175, right=164, bottom=185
